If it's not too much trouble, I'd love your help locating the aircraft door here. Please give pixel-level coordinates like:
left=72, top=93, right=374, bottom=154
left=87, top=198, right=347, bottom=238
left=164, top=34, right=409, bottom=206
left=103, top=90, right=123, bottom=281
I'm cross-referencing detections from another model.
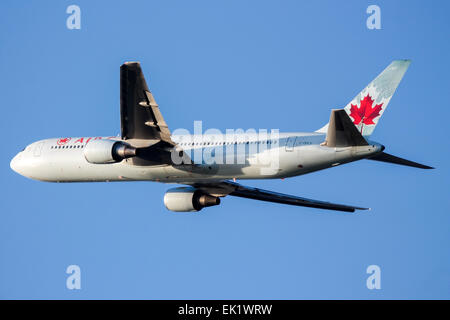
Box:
left=285, top=137, right=296, bottom=152
left=33, top=142, right=44, bottom=157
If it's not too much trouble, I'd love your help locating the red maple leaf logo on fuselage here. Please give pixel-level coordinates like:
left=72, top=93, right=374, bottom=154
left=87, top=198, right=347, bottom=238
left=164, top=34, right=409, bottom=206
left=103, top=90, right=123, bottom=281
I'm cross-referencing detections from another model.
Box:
left=349, top=94, right=383, bottom=134
left=57, top=138, right=71, bottom=146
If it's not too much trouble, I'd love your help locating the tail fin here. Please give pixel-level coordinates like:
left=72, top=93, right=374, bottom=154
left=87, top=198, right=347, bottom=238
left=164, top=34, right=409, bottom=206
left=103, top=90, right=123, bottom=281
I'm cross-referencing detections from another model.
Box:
left=317, top=60, right=411, bottom=136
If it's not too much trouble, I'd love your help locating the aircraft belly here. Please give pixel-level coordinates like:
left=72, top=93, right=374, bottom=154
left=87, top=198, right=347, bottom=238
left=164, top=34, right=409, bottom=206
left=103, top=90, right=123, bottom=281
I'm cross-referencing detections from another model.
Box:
left=160, top=163, right=269, bottom=182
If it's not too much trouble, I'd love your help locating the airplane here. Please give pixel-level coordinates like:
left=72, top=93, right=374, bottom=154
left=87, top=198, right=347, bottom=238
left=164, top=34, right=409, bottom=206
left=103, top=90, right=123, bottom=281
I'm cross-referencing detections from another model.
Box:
left=10, top=60, right=433, bottom=213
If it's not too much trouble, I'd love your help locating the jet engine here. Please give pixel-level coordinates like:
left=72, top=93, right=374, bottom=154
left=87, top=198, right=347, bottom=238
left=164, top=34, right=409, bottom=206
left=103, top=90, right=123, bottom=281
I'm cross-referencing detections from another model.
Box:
left=163, top=187, right=221, bottom=212
left=83, top=139, right=137, bottom=164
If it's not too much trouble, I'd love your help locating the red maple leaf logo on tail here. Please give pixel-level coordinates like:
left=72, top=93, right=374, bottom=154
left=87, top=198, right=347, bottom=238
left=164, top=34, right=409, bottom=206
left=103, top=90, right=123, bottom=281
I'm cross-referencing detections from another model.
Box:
left=349, top=94, right=383, bottom=133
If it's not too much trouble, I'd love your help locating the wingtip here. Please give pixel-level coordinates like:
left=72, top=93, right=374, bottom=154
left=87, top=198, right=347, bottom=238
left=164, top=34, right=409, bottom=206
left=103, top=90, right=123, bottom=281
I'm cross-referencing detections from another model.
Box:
left=122, top=61, right=141, bottom=67
left=417, top=164, right=434, bottom=169
left=123, top=61, right=140, bottom=64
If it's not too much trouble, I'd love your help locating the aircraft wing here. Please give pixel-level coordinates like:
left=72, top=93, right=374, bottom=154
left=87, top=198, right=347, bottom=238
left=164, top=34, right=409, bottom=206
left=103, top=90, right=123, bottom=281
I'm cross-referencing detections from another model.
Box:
left=191, top=181, right=368, bottom=213
left=120, top=62, right=172, bottom=143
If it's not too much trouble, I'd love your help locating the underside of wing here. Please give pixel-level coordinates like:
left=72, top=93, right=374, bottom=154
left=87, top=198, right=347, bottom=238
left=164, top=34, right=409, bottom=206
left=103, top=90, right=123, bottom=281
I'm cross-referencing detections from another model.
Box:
left=120, top=62, right=172, bottom=143
left=191, top=181, right=368, bottom=213
left=119, top=62, right=193, bottom=166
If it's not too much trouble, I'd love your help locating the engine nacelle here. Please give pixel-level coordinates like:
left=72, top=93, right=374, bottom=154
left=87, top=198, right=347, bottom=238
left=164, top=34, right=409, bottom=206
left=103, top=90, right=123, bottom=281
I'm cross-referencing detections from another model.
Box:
left=83, top=139, right=137, bottom=164
left=163, top=187, right=221, bottom=212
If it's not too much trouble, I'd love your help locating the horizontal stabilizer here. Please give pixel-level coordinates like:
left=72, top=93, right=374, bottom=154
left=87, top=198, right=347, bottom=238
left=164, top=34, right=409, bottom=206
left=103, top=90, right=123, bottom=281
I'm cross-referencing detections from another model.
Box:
left=368, top=152, right=434, bottom=169
left=324, top=109, right=368, bottom=147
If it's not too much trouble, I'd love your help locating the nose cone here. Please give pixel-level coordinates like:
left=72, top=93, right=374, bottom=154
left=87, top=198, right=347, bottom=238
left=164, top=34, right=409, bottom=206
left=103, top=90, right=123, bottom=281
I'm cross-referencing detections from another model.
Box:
left=10, top=153, right=22, bottom=175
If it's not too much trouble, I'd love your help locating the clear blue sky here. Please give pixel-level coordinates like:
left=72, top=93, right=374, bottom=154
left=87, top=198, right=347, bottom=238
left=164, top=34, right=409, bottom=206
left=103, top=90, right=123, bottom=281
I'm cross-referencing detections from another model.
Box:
left=1, top=0, right=449, bottom=299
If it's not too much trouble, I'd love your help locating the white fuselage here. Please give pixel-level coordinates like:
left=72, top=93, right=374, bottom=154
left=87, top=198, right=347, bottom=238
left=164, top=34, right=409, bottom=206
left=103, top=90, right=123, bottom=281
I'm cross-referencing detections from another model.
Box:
left=10, top=132, right=383, bottom=183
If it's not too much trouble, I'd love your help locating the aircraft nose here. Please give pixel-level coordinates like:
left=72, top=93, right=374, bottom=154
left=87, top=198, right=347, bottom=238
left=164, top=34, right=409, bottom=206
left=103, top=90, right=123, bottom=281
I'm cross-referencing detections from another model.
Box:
left=10, top=153, right=23, bottom=175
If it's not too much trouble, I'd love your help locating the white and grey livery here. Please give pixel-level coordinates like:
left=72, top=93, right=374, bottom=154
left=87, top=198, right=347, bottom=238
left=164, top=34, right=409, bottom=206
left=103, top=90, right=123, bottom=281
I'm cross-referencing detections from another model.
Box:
left=10, top=60, right=432, bottom=213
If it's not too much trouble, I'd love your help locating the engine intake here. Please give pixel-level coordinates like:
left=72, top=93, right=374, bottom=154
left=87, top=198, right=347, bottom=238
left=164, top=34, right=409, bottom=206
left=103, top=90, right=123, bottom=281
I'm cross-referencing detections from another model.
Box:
left=83, top=139, right=137, bottom=164
left=164, top=187, right=221, bottom=212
